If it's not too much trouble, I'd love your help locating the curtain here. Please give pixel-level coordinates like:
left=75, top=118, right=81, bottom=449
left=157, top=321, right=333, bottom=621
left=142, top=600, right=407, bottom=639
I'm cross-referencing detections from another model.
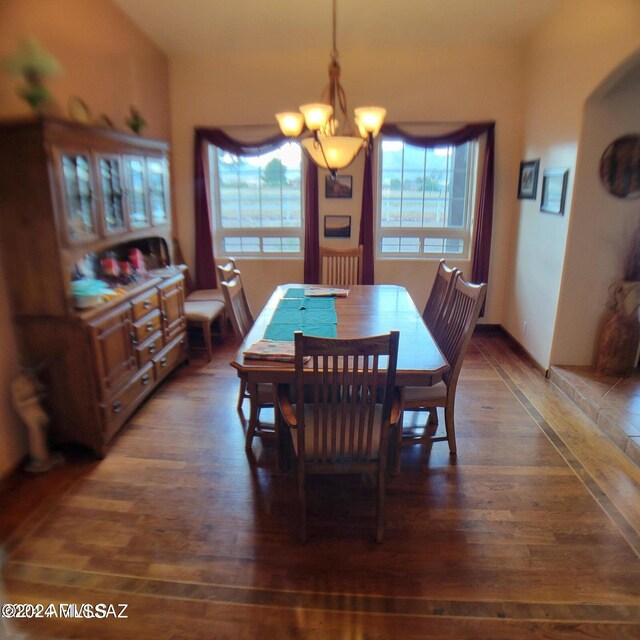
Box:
left=359, top=148, right=375, bottom=284
left=375, top=122, right=496, bottom=287
left=303, top=161, right=320, bottom=283
left=193, top=128, right=288, bottom=289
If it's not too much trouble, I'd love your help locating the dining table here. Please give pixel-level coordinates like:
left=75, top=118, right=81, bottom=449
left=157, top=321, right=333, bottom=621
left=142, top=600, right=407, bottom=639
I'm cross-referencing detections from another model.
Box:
left=230, top=283, right=450, bottom=466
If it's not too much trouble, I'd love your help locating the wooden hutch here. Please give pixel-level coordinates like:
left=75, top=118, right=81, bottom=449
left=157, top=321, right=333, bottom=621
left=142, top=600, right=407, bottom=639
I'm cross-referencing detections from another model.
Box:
left=0, top=117, right=187, bottom=456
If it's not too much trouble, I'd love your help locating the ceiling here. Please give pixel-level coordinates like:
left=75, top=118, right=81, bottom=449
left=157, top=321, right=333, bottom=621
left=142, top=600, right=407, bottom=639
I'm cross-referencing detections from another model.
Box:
left=111, top=0, right=564, bottom=57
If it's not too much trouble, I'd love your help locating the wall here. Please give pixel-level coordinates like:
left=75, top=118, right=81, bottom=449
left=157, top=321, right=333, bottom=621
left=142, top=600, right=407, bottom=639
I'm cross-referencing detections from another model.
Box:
left=0, top=0, right=170, bottom=477
left=170, top=43, right=525, bottom=315
left=552, top=59, right=640, bottom=364
left=503, top=0, right=640, bottom=369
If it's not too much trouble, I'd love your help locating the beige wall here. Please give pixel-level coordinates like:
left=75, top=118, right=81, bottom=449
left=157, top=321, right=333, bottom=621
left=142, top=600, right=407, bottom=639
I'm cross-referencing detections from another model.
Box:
left=503, top=0, right=640, bottom=368
left=170, top=43, right=526, bottom=315
left=552, top=57, right=640, bottom=364
left=0, top=0, right=170, bottom=477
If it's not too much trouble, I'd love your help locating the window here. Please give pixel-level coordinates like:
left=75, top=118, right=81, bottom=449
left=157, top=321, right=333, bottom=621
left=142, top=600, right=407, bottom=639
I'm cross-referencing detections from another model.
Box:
left=377, top=138, right=478, bottom=258
left=209, top=142, right=303, bottom=256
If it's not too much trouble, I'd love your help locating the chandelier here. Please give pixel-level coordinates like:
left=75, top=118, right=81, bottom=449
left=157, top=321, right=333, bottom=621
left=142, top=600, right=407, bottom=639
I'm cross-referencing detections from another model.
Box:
left=275, top=0, right=386, bottom=177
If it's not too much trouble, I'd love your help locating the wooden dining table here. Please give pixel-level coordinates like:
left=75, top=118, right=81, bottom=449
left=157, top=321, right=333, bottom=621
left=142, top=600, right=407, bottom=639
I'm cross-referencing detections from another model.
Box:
left=231, top=283, right=449, bottom=388
left=231, top=284, right=449, bottom=468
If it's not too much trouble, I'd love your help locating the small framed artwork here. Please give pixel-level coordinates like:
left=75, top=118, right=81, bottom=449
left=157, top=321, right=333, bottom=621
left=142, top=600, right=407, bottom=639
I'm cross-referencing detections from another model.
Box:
left=540, top=169, right=569, bottom=215
left=325, top=174, right=352, bottom=198
left=517, top=159, right=539, bottom=199
left=324, top=215, right=351, bottom=238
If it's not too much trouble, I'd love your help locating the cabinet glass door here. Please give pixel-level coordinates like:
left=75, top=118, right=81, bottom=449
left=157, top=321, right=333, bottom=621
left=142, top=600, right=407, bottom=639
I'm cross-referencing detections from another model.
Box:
left=98, top=156, right=126, bottom=235
left=60, top=152, right=97, bottom=242
left=124, top=156, right=150, bottom=229
left=147, top=158, right=170, bottom=225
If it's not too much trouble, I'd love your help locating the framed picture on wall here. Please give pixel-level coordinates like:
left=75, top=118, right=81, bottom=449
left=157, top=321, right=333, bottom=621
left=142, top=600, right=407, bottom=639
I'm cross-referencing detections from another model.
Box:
left=540, top=169, right=569, bottom=215
left=325, top=175, right=352, bottom=198
left=324, top=215, right=351, bottom=238
left=517, top=159, right=539, bottom=199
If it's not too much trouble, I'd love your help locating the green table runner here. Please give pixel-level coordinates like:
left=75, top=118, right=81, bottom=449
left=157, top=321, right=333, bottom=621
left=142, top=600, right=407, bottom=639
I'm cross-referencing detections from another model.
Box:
left=264, top=289, right=338, bottom=340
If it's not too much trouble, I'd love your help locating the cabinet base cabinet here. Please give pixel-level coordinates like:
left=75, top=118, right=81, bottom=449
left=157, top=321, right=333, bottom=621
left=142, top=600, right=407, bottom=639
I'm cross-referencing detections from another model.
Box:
left=101, top=362, right=156, bottom=445
left=15, top=276, right=187, bottom=458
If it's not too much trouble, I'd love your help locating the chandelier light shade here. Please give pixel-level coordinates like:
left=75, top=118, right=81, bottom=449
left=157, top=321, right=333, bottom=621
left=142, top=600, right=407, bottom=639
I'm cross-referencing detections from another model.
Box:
left=275, top=0, right=386, bottom=175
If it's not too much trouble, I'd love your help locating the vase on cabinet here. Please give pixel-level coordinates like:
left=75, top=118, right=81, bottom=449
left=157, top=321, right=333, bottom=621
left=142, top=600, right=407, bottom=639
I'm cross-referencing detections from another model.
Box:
left=595, top=281, right=640, bottom=376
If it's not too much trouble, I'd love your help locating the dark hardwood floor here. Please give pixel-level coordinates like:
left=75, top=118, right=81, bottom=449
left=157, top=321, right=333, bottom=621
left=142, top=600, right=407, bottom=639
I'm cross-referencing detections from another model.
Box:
left=1, top=331, right=639, bottom=639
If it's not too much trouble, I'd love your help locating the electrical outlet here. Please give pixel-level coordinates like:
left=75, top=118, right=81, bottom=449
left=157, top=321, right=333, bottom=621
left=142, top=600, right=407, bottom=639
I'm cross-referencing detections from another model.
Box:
left=523, top=320, right=528, bottom=335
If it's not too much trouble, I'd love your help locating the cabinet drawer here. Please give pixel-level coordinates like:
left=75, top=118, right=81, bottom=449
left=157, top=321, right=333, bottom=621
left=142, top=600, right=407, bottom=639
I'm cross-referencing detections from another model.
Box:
left=101, top=362, right=155, bottom=441
left=153, top=332, right=187, bottom=382
left=133, top=309, right=162, bottom=344
left=131, top=288, right=160, bottom=321
left=135, top=331, right=163, bottom=367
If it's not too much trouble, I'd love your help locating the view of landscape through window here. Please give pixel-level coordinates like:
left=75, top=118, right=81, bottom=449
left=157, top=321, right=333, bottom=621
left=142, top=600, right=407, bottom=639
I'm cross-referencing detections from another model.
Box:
left=378, top=139, right=475, bottom=256
left=210, top=143, right=303, bottom=255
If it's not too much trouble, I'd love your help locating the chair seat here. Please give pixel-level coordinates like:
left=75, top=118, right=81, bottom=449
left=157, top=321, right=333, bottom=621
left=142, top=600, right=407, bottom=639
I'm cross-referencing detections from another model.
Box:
left=186, top=288, right=225, bottom=303
left=184, top=300, right=225, bottom=322
left=402, top=380, right=447, bottom=405
left=287, top=403, right=384, bottom=460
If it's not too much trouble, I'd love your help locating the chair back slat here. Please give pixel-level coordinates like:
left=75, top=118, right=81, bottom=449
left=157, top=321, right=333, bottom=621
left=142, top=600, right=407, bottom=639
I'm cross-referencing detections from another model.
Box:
left=294, top=332, right=399, bottom=465
left=220, top=271, right=254, bottom=340
left=320, top=246, right=363, bottom=286
left=423, top=259, right=459, bottom=331
left=434, top=276, right=487, bottom=389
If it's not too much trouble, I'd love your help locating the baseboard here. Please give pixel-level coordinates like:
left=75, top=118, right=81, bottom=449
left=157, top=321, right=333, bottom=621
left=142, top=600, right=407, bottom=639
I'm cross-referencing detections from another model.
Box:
left=474, top=324, right=547, bottom=376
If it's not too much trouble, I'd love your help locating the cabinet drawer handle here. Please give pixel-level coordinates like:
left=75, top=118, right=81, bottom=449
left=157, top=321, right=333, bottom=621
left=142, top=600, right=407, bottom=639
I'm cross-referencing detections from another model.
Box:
left=146, top=321, right=154, bottom=332
left=130, top=332, right=138, bottom=345
left=148, top=344, right=157, bottom=354
left=112, top=400, right=122, bottom=414
left=143, top=300, right=152, bottom=309
left=141, top=374, right=150, bottom=385
left=161, top=311, right=168, bottom=322
left=160, top=356, right=168, bottom=368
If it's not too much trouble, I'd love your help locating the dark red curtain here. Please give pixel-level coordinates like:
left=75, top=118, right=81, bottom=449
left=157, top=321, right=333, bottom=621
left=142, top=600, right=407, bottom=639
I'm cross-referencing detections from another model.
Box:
left=376, top=122, right=496, bottom=287
left=359, top=149, right=375, bottom=284
left=193, top=128, right=288, bottom=289
left=303, top=161, right=320, bottom=284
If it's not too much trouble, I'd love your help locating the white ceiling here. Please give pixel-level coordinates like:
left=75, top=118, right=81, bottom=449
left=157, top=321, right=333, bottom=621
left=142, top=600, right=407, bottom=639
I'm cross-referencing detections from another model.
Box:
left=111, top=0, right=564, bottom=57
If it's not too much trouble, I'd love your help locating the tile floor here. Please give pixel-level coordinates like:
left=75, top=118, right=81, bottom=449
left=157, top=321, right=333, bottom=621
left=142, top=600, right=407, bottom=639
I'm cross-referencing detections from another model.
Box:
left=549, top=364, right=640, bottom=466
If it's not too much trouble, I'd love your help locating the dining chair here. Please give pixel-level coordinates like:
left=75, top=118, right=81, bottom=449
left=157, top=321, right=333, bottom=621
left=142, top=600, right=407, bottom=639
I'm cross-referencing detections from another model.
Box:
left=422, top=259, right=459, bottom=332
left=319, top=246, right=363, bottom=286
left=183, top=297, right=226, bottom=362
left=277, top=330, right=401, bottom=543
left=398, top=275, right=487, bottom=460
left=173, top=241, right=229, bottom=361
left=220, top=271, right=274, bottom=451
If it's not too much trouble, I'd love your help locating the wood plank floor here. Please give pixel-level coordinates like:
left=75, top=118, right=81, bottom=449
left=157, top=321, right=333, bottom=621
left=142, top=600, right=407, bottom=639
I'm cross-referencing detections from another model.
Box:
left=1, top=331, right=639, bottom=639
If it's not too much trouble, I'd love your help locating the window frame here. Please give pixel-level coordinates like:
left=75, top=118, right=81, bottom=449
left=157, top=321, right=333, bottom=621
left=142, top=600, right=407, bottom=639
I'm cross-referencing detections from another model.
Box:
left=374, top=136, right=479, bottom=260
left=208, top=142, right=305, bottom=258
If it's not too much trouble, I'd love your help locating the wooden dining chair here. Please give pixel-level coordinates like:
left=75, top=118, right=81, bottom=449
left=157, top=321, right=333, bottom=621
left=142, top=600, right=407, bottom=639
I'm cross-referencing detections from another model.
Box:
left=173, top=242, right=229, bottom=361
left=220, top=271, right=274, bottom=451
left=277, top=330, right=401, bottom=543
left=398, top=275, right=487, bottom=460
left=422, top=259, right=459, bottom=332
left=319, top=246, right=363, bottom=286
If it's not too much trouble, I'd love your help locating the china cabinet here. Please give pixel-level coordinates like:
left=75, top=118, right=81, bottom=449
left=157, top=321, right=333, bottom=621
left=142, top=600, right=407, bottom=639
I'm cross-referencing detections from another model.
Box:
left=0, top=117, right=186, bottom=456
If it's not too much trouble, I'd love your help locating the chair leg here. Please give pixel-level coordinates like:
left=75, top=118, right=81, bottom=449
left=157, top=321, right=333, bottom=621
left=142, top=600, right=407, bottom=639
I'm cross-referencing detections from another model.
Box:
left=376, top=463, right=386, bottom=543
left=237, top=378, right=247, bottom=411
left=219, top=312, right=227, bottom=339
left=298, top=464, right=307, bottom=543
left=444, top=400, right=457, bottom=455
left=393, top=414, right=404, bottom=475
left=245, top=382, right=260, bottom=452
left=428, top=408, right=438, bottom=426
left=202, top=320, right=213, bottom=362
